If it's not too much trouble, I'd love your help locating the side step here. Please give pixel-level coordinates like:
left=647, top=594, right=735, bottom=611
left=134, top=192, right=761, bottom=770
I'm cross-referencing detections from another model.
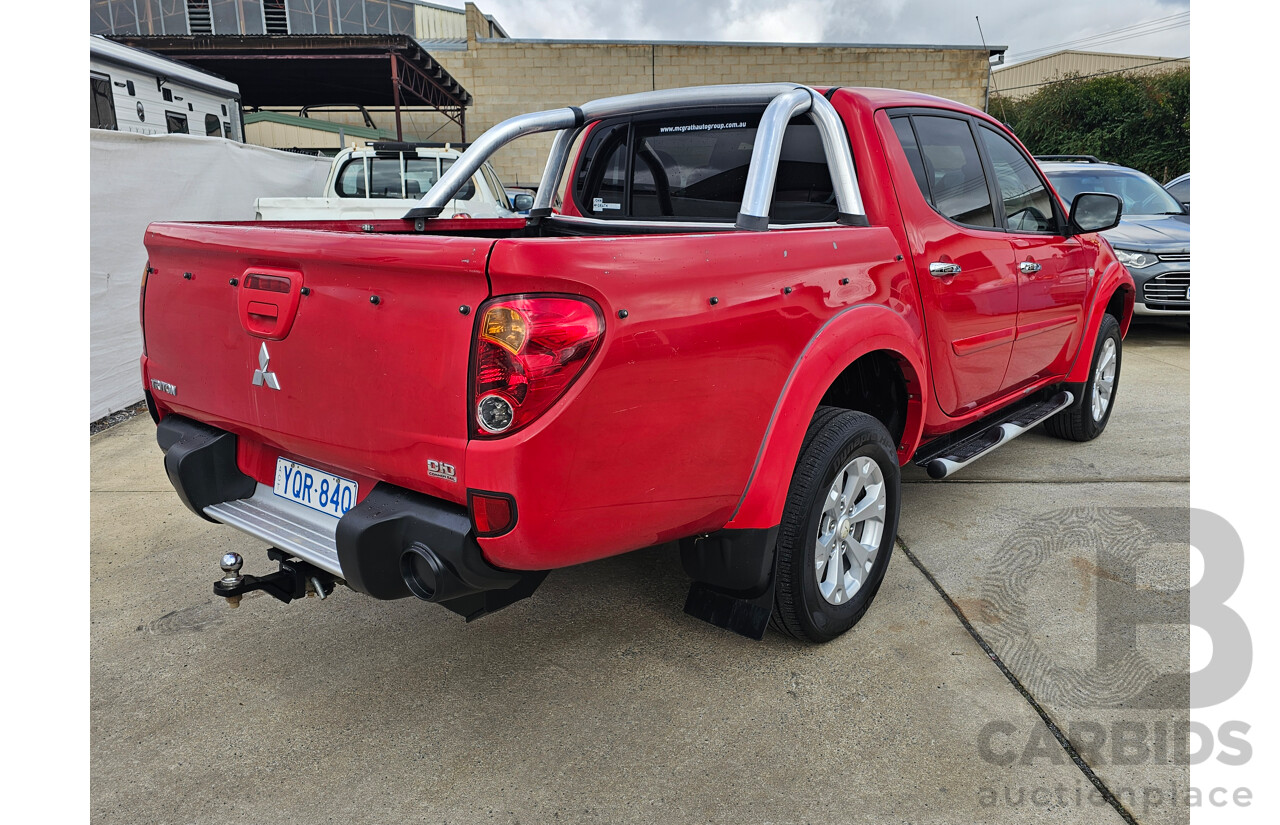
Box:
left=915, top=390, right=1074, bottom=479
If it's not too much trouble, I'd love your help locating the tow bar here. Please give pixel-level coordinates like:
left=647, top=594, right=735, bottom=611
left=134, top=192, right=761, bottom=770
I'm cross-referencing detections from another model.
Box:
left=215, top=548, right=338, bottom=607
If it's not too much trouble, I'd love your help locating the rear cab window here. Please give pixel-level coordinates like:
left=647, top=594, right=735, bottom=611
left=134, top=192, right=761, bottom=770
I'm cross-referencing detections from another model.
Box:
left=905, top=114, right=995, bottom=228
left=368, top=158, right=404, bottom=198
left=571, top=112, right=837, bottom=224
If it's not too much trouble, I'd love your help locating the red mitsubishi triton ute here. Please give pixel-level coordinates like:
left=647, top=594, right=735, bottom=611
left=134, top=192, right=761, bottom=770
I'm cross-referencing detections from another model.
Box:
left=140, top=84, right=1133, bottom=643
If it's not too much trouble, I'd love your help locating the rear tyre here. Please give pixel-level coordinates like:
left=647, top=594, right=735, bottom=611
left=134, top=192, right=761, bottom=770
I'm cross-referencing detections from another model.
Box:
left=1045, top=313, right=1122, bottom=442
left=771, top=408, right=901, bottom=643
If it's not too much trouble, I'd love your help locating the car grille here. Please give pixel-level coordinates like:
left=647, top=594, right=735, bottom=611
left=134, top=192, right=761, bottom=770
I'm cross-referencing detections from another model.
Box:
left=1143, top=271, right=1190, bottom=310
left=1158, top=252, right=1190, bottom=262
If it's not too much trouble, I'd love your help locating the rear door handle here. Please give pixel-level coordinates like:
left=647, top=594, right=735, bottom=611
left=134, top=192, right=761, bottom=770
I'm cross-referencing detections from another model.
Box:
left=929, top=262, right=962, bottom=277
left=1019, top=261, right=1042, bottom=274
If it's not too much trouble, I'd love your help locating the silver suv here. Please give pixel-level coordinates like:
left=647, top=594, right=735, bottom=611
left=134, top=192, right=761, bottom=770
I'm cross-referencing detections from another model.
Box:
left=1039, top=157, right=1190, bottom=316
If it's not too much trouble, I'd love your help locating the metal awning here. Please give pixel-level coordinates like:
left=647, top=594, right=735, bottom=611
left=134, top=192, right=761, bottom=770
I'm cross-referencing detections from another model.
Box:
left=110, top=34, right=470, bottom=141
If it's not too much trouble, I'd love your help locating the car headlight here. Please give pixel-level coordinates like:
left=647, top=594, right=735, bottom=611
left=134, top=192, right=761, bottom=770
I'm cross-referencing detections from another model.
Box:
left=1114, top=248, right=1158, bottom=269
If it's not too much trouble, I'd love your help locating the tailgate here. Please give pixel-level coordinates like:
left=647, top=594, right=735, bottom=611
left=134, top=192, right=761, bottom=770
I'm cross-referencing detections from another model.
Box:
left=142, top=222, right=492, bottom=504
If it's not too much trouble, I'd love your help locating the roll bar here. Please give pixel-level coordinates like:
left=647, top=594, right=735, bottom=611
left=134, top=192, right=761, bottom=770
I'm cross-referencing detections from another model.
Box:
left=405, top=83, right=867, bottom=230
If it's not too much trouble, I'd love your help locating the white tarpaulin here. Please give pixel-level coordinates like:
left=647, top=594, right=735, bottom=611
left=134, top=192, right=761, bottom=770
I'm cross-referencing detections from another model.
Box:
left=90, top=131, right=329, bottom=421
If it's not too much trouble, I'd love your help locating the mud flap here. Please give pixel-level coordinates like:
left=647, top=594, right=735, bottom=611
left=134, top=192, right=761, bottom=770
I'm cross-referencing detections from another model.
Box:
left=680, top=526, right=779, bottom=641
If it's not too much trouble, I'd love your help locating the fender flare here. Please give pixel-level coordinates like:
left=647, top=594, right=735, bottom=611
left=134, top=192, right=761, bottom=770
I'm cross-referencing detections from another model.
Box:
left=725, top=303, right=928, bottom=531
left=1065, top=260, right=1135, bottom=384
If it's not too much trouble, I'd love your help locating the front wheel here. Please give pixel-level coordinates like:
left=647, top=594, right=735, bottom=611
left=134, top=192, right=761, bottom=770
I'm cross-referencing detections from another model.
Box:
left=1045, top=313, right=1122, bottom=442
left=771, top=408, right=901, bottom=643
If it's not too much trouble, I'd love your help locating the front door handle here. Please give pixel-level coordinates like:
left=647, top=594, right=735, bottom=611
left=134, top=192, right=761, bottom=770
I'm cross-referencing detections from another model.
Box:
left=929, top=262, right=962, bottom=277
left=1019, top=261, right=1042, bottom=274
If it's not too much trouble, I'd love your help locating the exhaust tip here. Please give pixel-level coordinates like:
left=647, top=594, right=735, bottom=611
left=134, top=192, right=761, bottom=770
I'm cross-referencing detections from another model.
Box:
left=400, top=543, right=446, bottom=601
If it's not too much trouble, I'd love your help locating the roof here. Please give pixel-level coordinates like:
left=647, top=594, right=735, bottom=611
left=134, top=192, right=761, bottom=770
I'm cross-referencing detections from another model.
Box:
left=1037, top=161, right=1143, bottom=172
left=243, top=111, right=398, bottom=141
left=90, top=35, right=240, bottom=99
left=108, top=34, right=471, bottom=109
left=478, top=36, right=1004, bottom=55
left=998, top=49, right=1187, bottom=72
left=840, top=86, right=985, bottom=113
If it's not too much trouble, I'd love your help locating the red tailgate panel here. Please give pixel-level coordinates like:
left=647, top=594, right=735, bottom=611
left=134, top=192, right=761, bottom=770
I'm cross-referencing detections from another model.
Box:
left=142, top=222, right=493, bottom=504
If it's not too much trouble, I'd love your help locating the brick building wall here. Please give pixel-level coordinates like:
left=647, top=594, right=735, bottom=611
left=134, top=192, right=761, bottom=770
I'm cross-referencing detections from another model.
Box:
left=277, top=3, right=995, bottom=187
left=433, top=38, right=992, bottom=186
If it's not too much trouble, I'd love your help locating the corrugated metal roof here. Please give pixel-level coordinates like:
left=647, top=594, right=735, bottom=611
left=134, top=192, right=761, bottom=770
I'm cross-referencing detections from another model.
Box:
left=992, top=49, right=1189, bottom=99
left=111, top=34, right=471, bottom=107
left=244, top=110, right=397, bottom=140
left=417, top=37, right=469, bottom=50
left=997, top=49, right=1185, bottom=72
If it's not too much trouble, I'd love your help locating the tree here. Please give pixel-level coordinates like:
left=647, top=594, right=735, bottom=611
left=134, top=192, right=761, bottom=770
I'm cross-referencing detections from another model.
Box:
left=993, top=67, right=1189, bottom=182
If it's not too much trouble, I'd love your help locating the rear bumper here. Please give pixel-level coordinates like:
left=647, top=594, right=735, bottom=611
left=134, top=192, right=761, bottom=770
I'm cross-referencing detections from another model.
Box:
left=157, top=415, right=525, bottom=601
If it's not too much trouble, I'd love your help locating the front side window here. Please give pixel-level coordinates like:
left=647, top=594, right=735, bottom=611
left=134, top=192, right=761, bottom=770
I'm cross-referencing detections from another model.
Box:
left=481, top=164, right=512, bottom=210
left=205, top=114, right=223, bottom=137
left=165, top=111, right=188, bottom=134
left=977, top=125, right=1057, bottom=233
left=90, top=74, right=117, bottom=130
left=909, top=115, right=995, bottom=228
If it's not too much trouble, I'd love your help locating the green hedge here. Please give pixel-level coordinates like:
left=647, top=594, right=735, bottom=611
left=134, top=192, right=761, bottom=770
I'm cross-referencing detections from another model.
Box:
left=992, top=67, right=1189, bottom=183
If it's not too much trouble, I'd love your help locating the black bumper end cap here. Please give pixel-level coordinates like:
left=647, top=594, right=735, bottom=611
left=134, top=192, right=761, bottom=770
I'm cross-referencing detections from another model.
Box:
left=156, top=415, right=255, bottom=521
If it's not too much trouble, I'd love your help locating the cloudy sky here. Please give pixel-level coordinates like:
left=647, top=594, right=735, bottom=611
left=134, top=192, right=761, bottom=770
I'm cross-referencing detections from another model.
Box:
left=434, top=0, right=1190, bottom=67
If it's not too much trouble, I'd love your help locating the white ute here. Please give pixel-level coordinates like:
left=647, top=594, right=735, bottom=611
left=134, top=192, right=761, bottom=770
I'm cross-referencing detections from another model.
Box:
left=254, top=142, right=519, bottom=221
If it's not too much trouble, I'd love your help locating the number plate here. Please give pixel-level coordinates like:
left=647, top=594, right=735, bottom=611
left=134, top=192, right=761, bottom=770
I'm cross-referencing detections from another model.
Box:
left=273, top=458, right=358, bottom=519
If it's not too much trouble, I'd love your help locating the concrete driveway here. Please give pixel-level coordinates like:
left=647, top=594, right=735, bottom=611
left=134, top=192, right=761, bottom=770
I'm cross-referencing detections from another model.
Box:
left=91, top=321, right=1188, bottom=825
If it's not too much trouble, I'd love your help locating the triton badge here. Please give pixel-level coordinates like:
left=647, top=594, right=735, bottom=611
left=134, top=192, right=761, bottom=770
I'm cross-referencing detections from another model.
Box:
left=150, top=378, right=177, bottom=397
left=252, top=342, right=281, bottom=390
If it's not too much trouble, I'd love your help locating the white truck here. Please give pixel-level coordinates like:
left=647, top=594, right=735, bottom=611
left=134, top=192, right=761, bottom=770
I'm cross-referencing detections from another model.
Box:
left=253, top=142, right=526, bottom=221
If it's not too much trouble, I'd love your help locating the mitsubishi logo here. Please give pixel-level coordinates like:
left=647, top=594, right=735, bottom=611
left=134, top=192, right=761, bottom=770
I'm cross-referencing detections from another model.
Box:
left=252, top=342, right=281, bottom=390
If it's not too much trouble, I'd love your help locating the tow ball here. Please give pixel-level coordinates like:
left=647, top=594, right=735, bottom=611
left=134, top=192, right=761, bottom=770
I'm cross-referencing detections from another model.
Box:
left=215, top=548, right=337, bottom=607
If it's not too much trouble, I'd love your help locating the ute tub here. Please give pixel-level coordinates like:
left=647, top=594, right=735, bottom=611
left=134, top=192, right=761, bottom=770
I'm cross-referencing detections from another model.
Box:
left=141, top=216, right=914, bottom=575
left=465, top=223, right=914, bottom=571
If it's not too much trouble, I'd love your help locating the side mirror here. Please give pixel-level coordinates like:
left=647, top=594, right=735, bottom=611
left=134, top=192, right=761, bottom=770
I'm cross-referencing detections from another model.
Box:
left=1068, top=192, right=1123, bottom=234
left=1180, top=201, right=1190, bottom=214
left=512, top=193, right=534, bottom=213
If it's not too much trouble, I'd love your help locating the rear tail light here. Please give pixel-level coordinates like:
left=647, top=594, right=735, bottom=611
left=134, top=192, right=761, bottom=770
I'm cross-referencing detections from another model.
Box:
left=471, top=295, right=603, bottom=437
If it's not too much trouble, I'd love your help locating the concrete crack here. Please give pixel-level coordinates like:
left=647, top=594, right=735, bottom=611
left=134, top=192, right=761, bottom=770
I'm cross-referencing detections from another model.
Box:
left=896, top=536, right=1141, bottom=825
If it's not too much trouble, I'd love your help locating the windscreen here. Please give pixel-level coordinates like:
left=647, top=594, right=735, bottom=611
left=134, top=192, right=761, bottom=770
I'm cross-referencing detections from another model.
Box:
left=1047, top=168, right=1184, bottom=216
